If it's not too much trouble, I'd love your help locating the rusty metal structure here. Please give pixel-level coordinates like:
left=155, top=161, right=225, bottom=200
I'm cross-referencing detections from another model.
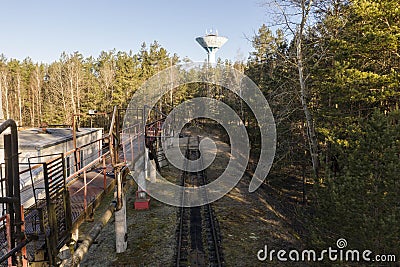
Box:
left=25, top=153, right=72, bottom=266
left=0, top=104, right=169, bottom=266
left=144, top=105, right=169, bottom=171
left=0, top=119, right=27, bottom=266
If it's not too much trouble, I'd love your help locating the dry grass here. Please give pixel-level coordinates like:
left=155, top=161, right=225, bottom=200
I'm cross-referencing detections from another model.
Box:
left=78, top=124, right=308, bottom=266
left=79, top=177, right=177, bottom=267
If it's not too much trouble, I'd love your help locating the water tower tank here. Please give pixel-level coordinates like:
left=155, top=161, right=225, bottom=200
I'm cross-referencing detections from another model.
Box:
left=196, top=30, right=228, bottom=64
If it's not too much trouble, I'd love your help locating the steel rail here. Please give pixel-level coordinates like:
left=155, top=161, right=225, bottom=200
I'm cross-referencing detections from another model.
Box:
left=175, top=136, right=223, bottom=267
left=176, top=136, right=190, bottom=266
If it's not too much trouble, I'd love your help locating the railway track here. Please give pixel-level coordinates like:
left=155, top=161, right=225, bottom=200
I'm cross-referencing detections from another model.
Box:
left=175, top=136, right=224, bottom=267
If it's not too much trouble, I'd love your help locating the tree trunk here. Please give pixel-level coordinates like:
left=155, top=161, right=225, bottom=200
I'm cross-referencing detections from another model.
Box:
left=17, top=72, right=23, bottom=124
left=296, top=0, right=319, bottom=177
left=0, top=71, right=4, bottom=120
left=31, top=83, right=35, bottom=127
left=57, top=66, right=68, bottom=123
left=69, top=72, right=77, bottom=115
left=297, top=43, right=319, bottom=177
left=4, top=74, right=9, bottom=119
left=75, top=69, right=80, bottom=115
left=35, top=66, right=42, bottom=126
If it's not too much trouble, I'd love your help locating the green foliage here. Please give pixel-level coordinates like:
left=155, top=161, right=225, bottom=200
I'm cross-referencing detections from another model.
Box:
left=246, top=24, right=308, bottom=169
left=0, top=0, right=399, bottom=255
left=0, top=41, right=177, bottom=127
left=312, top=111, right=400, bottom=254
left=303, top=0, right=400, bottom=255
left=246, top=0, right=400, bottom=255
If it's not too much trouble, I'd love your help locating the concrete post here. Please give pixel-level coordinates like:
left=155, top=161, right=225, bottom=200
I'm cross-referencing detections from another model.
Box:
left=115, top=193, right=127, bottom=253
left=138, top=167, right=146, bottom=191
left=71, top=227, right=79, bottom=247
left=134, top=155, right=146, bottom=191
left=144, top=147, right=149, bottom=174
left=58, top=244, right=72, bottom=262
left=140, top=148, right=149, bottom=191
left=149, top=159, right=156, bottom=183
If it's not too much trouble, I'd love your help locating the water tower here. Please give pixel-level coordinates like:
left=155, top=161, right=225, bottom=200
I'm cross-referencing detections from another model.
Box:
left=196, top=30, right=228, bottom=64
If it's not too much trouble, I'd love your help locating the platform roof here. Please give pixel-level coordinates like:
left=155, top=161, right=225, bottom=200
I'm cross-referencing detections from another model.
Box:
left=11, top=128, right=102, bottom=149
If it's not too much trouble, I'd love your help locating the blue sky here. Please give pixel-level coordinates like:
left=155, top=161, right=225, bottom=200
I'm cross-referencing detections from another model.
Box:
left=0, top=0, right=269, bottom=63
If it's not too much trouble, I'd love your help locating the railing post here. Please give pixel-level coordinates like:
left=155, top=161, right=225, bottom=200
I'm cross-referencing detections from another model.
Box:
left=65, top=190, right=73, bottom=238
left=48, top=202, right=58, bottom=266
left=103, top=157, right=107, bottom=191
left=4, top=134, right=15, bottom=257
left=137, top=125, right=141, bottom=153
left=83, top=171, right=87, bottom=211
left=123, top=141, right=127, bottom=163
left=73, top=150, right=79, bottom=174
left=19, top=205, right=27, bottom=267
left=77, top=148, right=81, bottom=170
left=98, top=139, right=101, bottom=158
left=130, top=138, right=134, bottom=164
left=115, top=166, right=123, bottom=210
left=6, top=214, right=11, bottom=267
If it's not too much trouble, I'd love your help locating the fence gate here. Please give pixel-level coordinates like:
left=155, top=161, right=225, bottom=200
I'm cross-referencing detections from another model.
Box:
left=28, top=154, right=72, bottom=266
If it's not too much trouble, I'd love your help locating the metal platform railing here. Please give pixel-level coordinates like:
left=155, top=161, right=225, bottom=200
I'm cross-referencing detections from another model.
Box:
left=0, top=104, right=164, bottom=265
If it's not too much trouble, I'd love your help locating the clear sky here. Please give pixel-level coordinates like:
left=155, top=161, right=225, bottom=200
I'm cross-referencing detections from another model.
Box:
left=0, top=0, right=270, bottom=63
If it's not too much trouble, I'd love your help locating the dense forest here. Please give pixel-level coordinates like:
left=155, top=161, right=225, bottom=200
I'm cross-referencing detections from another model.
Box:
left=0, top=0, right=399, bottom=257
left=0, top=41, right=180, bottom=126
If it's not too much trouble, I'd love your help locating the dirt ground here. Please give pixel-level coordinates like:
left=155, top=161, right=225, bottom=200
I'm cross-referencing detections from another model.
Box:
left=209, top=141, right=306, bottom=266
left=79, top=181, right=177, bottom=267
left=78, top=126, right=307, bottom=266
left=189, top=127, right=307, bottom=266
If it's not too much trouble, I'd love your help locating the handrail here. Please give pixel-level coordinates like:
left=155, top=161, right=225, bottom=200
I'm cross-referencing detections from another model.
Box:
left=121, top=122, right=142, bottom=133
left=0, top=111, right=149, bottom=265
left=145, top=117, right=166, bottom=127
left=14, top=108, right=142, bottom=185
left=143, top=104, right=168, bottom=118
left=108, top=106, right=117, bottom=138
left=66, top=151, right=110, bottom=186
left=70, top=171, right=103, bottom=197
left=65, top=136, right=108, bottom=157
left=14, top=135, right=107, bottom=176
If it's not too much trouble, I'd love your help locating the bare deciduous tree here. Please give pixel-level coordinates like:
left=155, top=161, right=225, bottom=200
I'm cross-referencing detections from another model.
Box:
left=264, top=0, right=320, bottom=177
